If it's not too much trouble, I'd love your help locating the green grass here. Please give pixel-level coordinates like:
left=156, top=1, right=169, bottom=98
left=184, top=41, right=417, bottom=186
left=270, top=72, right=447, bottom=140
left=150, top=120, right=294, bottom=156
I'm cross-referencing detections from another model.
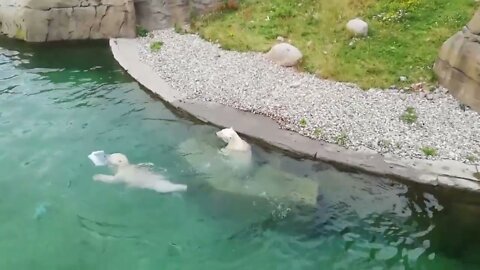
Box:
left=466, top=154, right=479, bottom=163
left=421, top=146, right=438, bottom=157
left=150, top=41, right=164, bottom=52
left=299, top=118, right=307, bottom=127
left=400, top=106, right=418, bottom=124
left=136, top=25, right=149, bottom=37
left=191, top=0, right=477, bottom=88
left=335, top=133, right=349, bottom=146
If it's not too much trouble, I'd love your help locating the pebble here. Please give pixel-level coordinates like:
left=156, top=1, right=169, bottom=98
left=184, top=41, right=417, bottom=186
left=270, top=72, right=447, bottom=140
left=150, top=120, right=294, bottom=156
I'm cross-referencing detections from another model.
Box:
left=137, top=29, right=480, bottom=163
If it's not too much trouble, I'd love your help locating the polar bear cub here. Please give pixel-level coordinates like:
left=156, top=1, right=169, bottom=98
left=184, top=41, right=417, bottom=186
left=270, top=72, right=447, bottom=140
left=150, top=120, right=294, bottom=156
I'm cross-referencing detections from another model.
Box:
left=216, top=127, right=251, bottom=153
left=93, top=153, right=187, bottom=193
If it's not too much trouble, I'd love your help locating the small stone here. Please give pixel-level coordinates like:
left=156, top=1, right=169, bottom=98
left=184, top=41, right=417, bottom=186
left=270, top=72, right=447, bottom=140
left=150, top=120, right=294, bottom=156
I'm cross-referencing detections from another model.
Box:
left=277, top=36, right=285, bottom=42
left=411, top=82, right=424, bottom=91
left=399, top=76, right=407, bottom=82
left=346, top=18, right=369, bottom=36
left=290, top=81, right=301, bottom=88
left=426, top=94, right=434, bottom=100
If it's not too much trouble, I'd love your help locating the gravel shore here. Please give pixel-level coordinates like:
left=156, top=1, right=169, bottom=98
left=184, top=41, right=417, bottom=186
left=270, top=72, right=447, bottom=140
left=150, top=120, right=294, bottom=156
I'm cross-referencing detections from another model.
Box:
left=137, top=29, right=480, bottom=163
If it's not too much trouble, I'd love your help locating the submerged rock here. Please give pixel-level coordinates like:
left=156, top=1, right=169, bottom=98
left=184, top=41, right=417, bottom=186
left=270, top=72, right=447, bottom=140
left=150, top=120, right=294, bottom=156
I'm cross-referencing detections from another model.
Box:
left=177, top=137, right=319, bottom=206
left=33, top=202, right=50, bottom=219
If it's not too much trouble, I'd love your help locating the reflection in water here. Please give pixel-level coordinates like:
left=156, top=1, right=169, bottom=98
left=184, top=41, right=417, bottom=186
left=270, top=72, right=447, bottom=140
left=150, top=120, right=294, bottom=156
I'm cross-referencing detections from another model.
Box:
left=1, top=37, right=480, bottom=270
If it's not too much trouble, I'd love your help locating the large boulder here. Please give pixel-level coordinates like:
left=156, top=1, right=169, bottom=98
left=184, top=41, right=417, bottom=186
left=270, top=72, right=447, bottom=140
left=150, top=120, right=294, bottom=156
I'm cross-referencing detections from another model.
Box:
left=346, top=18, right=368, bottom=37
left=0, top=0, right=136, bottom=42
left=434, top=10, right=480, bottom=112
left=265, top=43, right=303, bottom=67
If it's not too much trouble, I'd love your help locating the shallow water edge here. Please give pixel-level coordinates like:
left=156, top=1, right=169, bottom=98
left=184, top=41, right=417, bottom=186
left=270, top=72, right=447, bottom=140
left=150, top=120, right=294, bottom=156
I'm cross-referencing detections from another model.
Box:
left=110, top=38, right=480, bottom=194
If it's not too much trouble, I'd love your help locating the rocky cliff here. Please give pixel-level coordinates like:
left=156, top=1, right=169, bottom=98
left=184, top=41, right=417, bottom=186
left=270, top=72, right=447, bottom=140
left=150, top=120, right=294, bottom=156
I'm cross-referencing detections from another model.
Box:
left=434, top=9, right=480, bottom=112
left=134, top=0, right=223, bottom=31
left=0, top=0, right=136, bottom=42
left=0, top=0, right=224, bottom=41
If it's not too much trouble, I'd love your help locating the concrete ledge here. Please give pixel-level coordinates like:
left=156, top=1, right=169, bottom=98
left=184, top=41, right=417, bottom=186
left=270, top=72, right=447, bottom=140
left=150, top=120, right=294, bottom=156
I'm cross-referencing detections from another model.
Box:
left=110, top=38, right=480, bottom=193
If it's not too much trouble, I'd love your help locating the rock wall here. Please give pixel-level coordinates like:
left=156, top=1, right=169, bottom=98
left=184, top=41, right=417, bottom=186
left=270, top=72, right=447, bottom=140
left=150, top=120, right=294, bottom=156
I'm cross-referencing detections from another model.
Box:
left=134, top=0, right=224, bottom=31
left=0, top=0, right=225, bottom=41
left=434, top=10, right=480, bottom=112
left=0, top=0, right=136, bottom=42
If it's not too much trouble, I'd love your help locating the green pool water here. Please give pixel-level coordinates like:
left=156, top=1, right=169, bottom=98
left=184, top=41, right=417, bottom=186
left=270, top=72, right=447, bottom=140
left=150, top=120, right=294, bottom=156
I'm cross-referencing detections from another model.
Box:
left=1, top=38, right=480, bottom=270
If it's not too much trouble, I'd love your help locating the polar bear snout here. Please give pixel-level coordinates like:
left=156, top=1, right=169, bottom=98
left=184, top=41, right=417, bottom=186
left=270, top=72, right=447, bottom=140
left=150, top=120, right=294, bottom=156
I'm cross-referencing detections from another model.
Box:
left=216, top=131, right=230, bottom=143
left=107, top=153, right=129, bottom=167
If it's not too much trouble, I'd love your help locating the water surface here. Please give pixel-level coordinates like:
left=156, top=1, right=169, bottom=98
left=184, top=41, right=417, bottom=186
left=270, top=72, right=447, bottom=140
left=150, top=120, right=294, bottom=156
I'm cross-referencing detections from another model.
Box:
left=1, top=38, right=479, bottom=270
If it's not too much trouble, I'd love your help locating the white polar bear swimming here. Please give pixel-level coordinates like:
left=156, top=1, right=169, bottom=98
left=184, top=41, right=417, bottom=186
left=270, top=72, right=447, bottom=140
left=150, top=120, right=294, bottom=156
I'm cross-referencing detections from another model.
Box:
left=93, top=153, right=187, bottom=193
left=216, top=127, right=252, bottom=170
left=216, top=127, right=251, bottom=153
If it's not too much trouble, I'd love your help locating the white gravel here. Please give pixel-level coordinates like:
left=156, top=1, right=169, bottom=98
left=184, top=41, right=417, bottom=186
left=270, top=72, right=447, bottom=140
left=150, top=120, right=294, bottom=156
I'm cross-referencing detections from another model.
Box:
left=137, top=29, right=480, bottom=163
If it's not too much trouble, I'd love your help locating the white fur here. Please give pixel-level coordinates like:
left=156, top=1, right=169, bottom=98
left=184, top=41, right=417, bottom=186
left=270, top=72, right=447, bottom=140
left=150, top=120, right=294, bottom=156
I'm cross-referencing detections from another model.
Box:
left=216, top=127, right=251, bottom=153
left=93, top=153, right=187, bottom=193
left=216, top=128, right=252, bottom=170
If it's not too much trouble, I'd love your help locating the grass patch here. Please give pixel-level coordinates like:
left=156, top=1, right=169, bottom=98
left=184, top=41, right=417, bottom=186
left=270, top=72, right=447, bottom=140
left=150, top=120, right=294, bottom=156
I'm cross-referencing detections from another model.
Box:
left=421, top=146, right=438, bottom=157
left=378, top=139, right=392, bottom=148
left=400, top=106, right=418, bottom=124
left=192, top=0, right=477, bottom=88
left=136, top=25, right=149, bottom=37
left=313, top=128, right=322, bottom=137
left=466, top=154, right=479, bottom=163
left=299, top=118, right=307, bottom=127
left=335, top=133, right=349, bottom=146
left=150, top=41, right=164, bottom=52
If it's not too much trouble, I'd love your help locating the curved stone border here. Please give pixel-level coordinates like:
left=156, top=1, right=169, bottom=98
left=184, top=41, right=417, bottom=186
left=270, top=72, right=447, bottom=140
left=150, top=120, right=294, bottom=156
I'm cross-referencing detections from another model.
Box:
left=110, top=38, right=480, bottom=193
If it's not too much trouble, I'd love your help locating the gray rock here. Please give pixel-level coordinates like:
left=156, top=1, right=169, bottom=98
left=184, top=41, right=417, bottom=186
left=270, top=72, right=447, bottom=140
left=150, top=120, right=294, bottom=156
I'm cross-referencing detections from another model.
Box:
left=434, top=9, right=480, bottom=112
left=346, top=18, right=369, bottom=36
left=289, top=81, right=301, bottom=88
left=265, top=43, right=303, bottom=67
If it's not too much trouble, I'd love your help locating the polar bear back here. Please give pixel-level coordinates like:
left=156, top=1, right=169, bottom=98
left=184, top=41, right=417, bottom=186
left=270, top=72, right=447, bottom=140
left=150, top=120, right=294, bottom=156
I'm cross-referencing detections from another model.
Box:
left=115, top=164, right=187, bottom=193
left=225, top=138, right=251, bottom=152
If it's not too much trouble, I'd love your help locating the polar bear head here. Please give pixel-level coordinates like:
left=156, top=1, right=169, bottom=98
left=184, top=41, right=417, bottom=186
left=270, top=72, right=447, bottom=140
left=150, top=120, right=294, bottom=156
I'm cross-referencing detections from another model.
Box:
left=216, top=127, right=238, bottom=143
left=107, top=153, right=130, bottom=168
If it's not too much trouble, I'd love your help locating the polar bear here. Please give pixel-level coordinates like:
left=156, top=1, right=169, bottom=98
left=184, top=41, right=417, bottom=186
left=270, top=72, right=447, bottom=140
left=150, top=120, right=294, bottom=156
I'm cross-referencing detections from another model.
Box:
left=216, top=127, right=251, bottom=153
left=216, top=127, right=252, bottom=170
left=93, top=153, right=187, bottom=193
